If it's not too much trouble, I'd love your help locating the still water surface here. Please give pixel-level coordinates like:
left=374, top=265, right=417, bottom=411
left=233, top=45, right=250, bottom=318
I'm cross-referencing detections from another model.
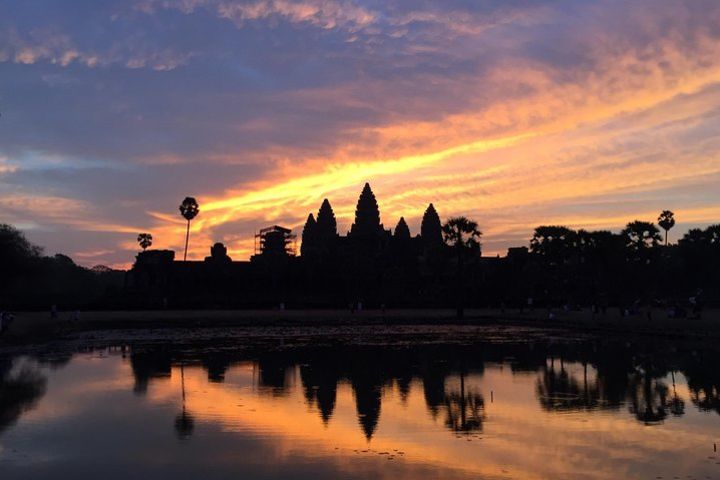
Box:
left=1, top=340, right=719, bottom=479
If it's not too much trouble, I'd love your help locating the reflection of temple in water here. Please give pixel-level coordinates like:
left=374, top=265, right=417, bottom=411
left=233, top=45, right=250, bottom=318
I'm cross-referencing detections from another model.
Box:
left=119, top=341, right=720, bottom=440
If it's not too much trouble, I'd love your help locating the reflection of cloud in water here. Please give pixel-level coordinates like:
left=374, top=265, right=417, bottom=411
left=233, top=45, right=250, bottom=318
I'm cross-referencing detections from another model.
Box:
left=3, top=341, right=720, bottom=479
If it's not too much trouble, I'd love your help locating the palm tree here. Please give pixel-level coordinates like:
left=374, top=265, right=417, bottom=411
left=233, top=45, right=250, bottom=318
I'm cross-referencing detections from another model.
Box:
left=530, top=225, right=577, bottom=265
left=179, top=197, right=200, bottom=261
left=442, top=216, right=482, bottom=318
left=657, top=210, right=675, bottom=246
left=137, top=233, right=153, bottom=252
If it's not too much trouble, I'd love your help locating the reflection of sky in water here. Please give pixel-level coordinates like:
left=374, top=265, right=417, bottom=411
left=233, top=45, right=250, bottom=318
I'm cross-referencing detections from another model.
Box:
left=0, top=348, right=719, bottom=479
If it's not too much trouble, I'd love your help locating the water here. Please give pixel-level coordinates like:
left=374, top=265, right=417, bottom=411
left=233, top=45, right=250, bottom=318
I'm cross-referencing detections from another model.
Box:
left=1, top=338, right=719, bottom=479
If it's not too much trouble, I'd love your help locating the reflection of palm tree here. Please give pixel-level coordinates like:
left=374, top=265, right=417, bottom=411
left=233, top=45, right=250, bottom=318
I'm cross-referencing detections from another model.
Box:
left=443, top=372, right=485, bottom=434
left=628, top=370, right=669, bottom=425
left=689, top=385, right=720, bottom=415
left=684, top=357, right=720, bottom=415
left=179, top=197, right=200, bottom=261
left=174, top=363, right=194, bottom=439
left=668, top=371, right=685, bottom=417
left=536, top=358, right=599, bottom=411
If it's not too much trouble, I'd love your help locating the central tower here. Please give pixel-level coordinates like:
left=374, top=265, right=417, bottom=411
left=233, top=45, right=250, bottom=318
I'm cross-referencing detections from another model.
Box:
left=350, top=183, right=383, bottom=239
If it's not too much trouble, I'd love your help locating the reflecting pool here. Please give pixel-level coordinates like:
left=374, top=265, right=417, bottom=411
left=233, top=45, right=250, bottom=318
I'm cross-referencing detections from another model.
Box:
left=1, top=338, right=719, bottom=479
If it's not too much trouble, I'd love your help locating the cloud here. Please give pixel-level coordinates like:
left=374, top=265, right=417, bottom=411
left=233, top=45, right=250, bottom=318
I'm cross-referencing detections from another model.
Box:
left=216, top=0, right=376, bottom=30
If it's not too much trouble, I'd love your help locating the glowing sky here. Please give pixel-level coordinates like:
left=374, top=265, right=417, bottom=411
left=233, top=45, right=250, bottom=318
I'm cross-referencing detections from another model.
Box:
left=2, top=0, right=720, bottom=267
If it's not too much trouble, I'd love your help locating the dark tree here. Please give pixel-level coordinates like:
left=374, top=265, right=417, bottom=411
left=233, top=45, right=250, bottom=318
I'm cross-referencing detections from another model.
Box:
left=179, top=197, right=200, bottom=261
left=0, top=224, right=42, bottom=279
left=530, top=226, right=577, bottom=265
left=657, top=210, right=675, bottom=246
left=622, top=220, right=661, bottom=263
left=442, top=216, right=482, bottom=318
left=137, top=233, right=153, bottom=252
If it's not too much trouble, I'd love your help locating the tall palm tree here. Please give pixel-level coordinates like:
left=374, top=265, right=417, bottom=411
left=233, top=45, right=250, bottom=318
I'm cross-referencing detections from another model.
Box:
left=442, top=216, right=482, bottom=318
left=657, top=210, right=675, bottom=246
left=179, top=197, right=199, bottom=261
left=137, top=233, right=153, bottom=252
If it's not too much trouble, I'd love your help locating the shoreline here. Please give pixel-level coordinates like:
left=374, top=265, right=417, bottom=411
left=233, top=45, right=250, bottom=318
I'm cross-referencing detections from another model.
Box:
left=2, top=307, right=719, bottom=346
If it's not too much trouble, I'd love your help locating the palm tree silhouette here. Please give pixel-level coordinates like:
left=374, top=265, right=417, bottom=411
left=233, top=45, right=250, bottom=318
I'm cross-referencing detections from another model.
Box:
left=442, top=216, right=482, bottom=318
left=179, top=197, right=200, bottom=261
left=669, top=371, right=685, bottom=417
left=137, top=233, right=153, bottom=252
left=657, top=210, right=675, bottom=246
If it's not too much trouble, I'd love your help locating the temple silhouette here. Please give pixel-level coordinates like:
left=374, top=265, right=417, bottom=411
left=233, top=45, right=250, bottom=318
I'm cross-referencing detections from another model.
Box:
left=116, top=181, right=718, bottom=310
left=127, top=183, right=472, bottom=308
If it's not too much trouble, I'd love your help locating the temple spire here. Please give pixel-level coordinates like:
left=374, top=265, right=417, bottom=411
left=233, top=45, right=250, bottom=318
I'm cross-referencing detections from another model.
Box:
left=421, top=203, right=442, bottom=248
left=394, top=217, right=410, bottom=240
left=350, top=183, right=382, bottom=238
left=300, top=213, right=317, bottom=257
left=316, top=199, right=337, bottom=238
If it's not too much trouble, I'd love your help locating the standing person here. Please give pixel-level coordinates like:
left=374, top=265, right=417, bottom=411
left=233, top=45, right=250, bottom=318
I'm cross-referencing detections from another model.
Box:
left=50, top=304, right=58, bottom=319
left=0, top=312, right=4, bottom=336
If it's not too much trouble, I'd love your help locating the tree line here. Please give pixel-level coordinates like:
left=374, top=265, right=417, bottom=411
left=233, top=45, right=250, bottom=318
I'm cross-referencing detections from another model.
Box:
left=3, top=206, right=720, bottom=310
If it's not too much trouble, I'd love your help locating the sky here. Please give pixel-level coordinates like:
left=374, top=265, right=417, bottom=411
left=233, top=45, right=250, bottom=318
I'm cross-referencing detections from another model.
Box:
left=1, top=0, right=720, bottom=268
